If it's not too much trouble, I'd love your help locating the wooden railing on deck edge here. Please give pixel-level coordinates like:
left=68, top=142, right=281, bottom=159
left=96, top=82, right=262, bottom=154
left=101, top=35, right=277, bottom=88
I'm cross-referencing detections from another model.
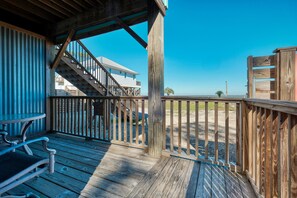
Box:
left=244, top=98, right=297, bottom=198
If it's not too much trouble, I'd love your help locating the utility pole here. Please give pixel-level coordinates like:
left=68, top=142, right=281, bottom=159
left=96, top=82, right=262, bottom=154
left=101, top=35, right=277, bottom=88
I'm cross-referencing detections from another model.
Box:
left=225, top=81, right=228, bottom=96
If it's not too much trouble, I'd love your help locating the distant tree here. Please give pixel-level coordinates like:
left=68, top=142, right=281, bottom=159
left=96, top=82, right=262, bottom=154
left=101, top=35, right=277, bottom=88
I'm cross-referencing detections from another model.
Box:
left=215, top=90, right=224, bottom=98
left=164, top=87, right=174, bottom=96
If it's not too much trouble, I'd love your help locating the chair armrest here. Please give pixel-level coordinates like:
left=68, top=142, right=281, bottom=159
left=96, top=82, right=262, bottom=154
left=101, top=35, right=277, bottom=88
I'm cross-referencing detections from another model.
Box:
left=0, top=132, right=18, bottom=146
left=0, top=137, right=55, bottom=156
left=0, top=136, right=56, bottom=174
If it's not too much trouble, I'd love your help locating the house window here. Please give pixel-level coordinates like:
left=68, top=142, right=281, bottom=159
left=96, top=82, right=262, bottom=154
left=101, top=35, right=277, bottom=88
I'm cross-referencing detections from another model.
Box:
left=109, top=69, right=111, bottom=73
left=125, top=73, right=127, bottom=78
left=133, top=75, right=136, bottom=79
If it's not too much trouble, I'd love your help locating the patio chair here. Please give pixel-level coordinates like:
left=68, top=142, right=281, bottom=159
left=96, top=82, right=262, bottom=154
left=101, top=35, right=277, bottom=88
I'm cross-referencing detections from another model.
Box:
left=0, top=137, right=56, bottom=196
left=0, top=132, right=18, bottom=150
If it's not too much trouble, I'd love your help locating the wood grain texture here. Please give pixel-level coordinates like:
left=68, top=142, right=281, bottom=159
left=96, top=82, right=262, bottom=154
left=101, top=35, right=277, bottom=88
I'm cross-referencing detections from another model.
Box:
left=187, top=101, right=190, bottom=155
left=195, top=101, right=199, bottom=158
left=148, top=0, right=164, bottom=157
left=225, top=103, right=230, bottom=165
left=264, top=110, right=272, bottom=197
left=205, top=102, right=209, bottom=160
left=278, top=49, right=296, bottom=101
left=248, top=56, right=253, bottom=98
left=253, top=55, right=276, bottom=66
left=280, top=113, right=289, bottom=198
left=214, top=102, right=219, bottom=163
left=291, top=115, right=297, bottom=197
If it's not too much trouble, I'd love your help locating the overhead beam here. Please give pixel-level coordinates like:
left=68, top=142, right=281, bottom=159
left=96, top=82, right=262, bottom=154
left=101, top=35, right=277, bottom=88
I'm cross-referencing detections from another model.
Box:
left=51, top=29, right=75, bottom=70
left=51, top=0, right=147, bottom=37
left=154, top=0, right=166, bottom=16
left=114, top=17, right=147, bottom=49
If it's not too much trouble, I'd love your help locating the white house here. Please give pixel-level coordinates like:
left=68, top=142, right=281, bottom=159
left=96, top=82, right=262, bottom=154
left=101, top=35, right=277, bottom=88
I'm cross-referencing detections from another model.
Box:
left=97, top=56, right=141, bottom=96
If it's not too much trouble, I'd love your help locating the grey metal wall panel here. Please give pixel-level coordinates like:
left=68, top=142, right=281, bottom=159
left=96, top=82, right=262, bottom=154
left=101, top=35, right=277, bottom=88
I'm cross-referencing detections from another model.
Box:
left=0, top=25, right=46, bottom=136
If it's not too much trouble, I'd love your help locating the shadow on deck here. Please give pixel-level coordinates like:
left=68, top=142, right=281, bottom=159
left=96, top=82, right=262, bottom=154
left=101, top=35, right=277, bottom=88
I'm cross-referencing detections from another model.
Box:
left=5, top=133, right=255, bottom=198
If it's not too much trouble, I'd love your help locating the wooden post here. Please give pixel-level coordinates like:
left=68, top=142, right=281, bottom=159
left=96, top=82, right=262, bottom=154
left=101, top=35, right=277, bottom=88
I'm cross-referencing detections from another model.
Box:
left=148, top=1, right=164, bottom=157
left=274, top=47, right=296, bottom=101
left=45, top=40, right=56, bottom=132
left=247, top=56, right=253, bottom=98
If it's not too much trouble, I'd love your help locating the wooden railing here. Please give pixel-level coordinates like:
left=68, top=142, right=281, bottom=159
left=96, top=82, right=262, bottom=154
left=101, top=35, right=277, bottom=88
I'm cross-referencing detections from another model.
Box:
left=161, top=96, right=243, bottom=171
left=64, top=40, right=130, bottom=96
left=50, top=96, right=148, bottom=148
left=244, top=99, right=297, bottom=197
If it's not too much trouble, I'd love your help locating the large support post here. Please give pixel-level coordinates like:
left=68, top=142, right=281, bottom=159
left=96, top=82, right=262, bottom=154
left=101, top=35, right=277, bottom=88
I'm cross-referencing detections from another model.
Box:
left=148, top=1, right=164, bottom=157
left=45, top=40, right=56, bottom=132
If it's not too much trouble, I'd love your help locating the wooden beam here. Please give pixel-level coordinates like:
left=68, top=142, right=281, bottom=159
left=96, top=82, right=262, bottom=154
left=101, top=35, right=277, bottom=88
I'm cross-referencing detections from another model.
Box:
left=51, top=0, right=147, bottom=37
left=154, top=0, right=166, bottom=16
left=50, top=29, right=75, bottom=70
left=148, top=0, right=164, bottom=157
left=114, top=17, right=147, bottom=49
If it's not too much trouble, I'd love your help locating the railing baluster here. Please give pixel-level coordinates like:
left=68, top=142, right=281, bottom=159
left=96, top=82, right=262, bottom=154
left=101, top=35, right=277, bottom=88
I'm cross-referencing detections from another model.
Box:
left=265, top=109, right=272, bottom=197
left=162, top=99, right=166, bottom=150
left=280, top=113, right=289, bottom=197
left=85, top=98, right=89, bottom=137
left=113, top=99, right=117, bottom=141
left=81, top=98, right=85, bottom=136
left=63, top=98, right=67, bottom=133
left=170, top=100, right=174, bottom=152
left=118, top=98, right=122, bottom=142
left=124, top=99, right=127, bottom=143
left=129, top=99, right=133, bottom=144
left=260, top=108, right=266, bottom=194
left=178, top=100, right=181, bottom=154
left=195, top=101, right=199, bottom=158
left=142, top=99, right=145, bottom=145
left=256, top=107, right=261, bottom=187
left=289, top=115, right=297, bottom=197
left=236, top=103, right=240, bottom=167
left=252, top=106, right=257, bottom=180
left=225, top=102, right=229, bottom=165
left=135, top=100, right=139, bottom=144
left=271, top=110, right=278, bottom=197
left=205, top=101, right=208, bottom=160
left=214, top=102, right=218, bottom=163
left=107, top=99, right=111, bottom=140
left=74, top=98, right=77, bottom=135
left=186, top=101, right=190, bottom=156
left=103, top=99, right=107, bottom=140
left=57, top=98, right=60, bottom=131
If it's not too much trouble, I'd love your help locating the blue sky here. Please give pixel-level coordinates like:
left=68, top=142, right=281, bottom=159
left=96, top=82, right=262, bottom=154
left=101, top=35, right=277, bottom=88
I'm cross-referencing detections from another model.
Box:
left=82, top=0, right=297, bottom=96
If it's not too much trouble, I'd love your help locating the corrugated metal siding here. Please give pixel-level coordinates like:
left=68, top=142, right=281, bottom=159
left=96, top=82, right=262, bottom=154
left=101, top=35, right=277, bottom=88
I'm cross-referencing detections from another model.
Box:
left=0, top=25, right=46, bottom=136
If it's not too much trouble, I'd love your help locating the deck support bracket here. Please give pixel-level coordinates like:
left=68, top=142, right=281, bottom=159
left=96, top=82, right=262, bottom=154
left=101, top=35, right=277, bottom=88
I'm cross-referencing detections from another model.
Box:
left=114, top=17, right=147, bottom=49
left=50, top=29, right=75, bottom=70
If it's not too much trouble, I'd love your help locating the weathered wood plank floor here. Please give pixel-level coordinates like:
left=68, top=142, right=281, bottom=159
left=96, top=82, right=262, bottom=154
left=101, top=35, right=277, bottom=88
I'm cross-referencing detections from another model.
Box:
left=5, top=133, right=255, bottom=198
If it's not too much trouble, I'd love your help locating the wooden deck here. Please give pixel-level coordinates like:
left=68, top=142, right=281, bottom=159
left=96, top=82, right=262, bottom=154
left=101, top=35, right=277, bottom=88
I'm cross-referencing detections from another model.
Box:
left=5, top=133, right=255, bottom=198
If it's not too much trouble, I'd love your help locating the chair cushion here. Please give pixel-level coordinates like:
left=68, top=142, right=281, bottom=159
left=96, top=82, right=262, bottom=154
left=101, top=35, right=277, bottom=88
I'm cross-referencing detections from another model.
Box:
left=0, top=152, right=45, bottom=183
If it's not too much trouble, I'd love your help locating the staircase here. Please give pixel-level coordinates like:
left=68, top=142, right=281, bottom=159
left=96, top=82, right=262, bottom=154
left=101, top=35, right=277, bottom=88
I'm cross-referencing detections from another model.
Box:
left=55, top=40, right=129, bottom=97
left=55, top=40, right=136, bottom=119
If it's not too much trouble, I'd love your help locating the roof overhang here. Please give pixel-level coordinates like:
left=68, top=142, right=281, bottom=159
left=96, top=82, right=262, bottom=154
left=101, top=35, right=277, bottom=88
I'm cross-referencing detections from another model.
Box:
left=0, top=0, right=167, bottom=44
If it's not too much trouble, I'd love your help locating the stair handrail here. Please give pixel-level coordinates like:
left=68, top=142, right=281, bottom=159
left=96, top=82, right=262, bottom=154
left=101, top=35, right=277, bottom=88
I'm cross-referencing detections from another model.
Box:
left=75, top=40, right=130, bottom=97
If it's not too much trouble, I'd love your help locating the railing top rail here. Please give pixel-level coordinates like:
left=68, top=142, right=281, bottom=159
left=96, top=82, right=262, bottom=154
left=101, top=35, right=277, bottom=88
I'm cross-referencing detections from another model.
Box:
left=162, top=96, right=243, bottom=102
left=244, top=98, right=297, bottom=115
left=50, top=96, right=149, bottom=100
left=50, top=95, right=246, bottom=102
